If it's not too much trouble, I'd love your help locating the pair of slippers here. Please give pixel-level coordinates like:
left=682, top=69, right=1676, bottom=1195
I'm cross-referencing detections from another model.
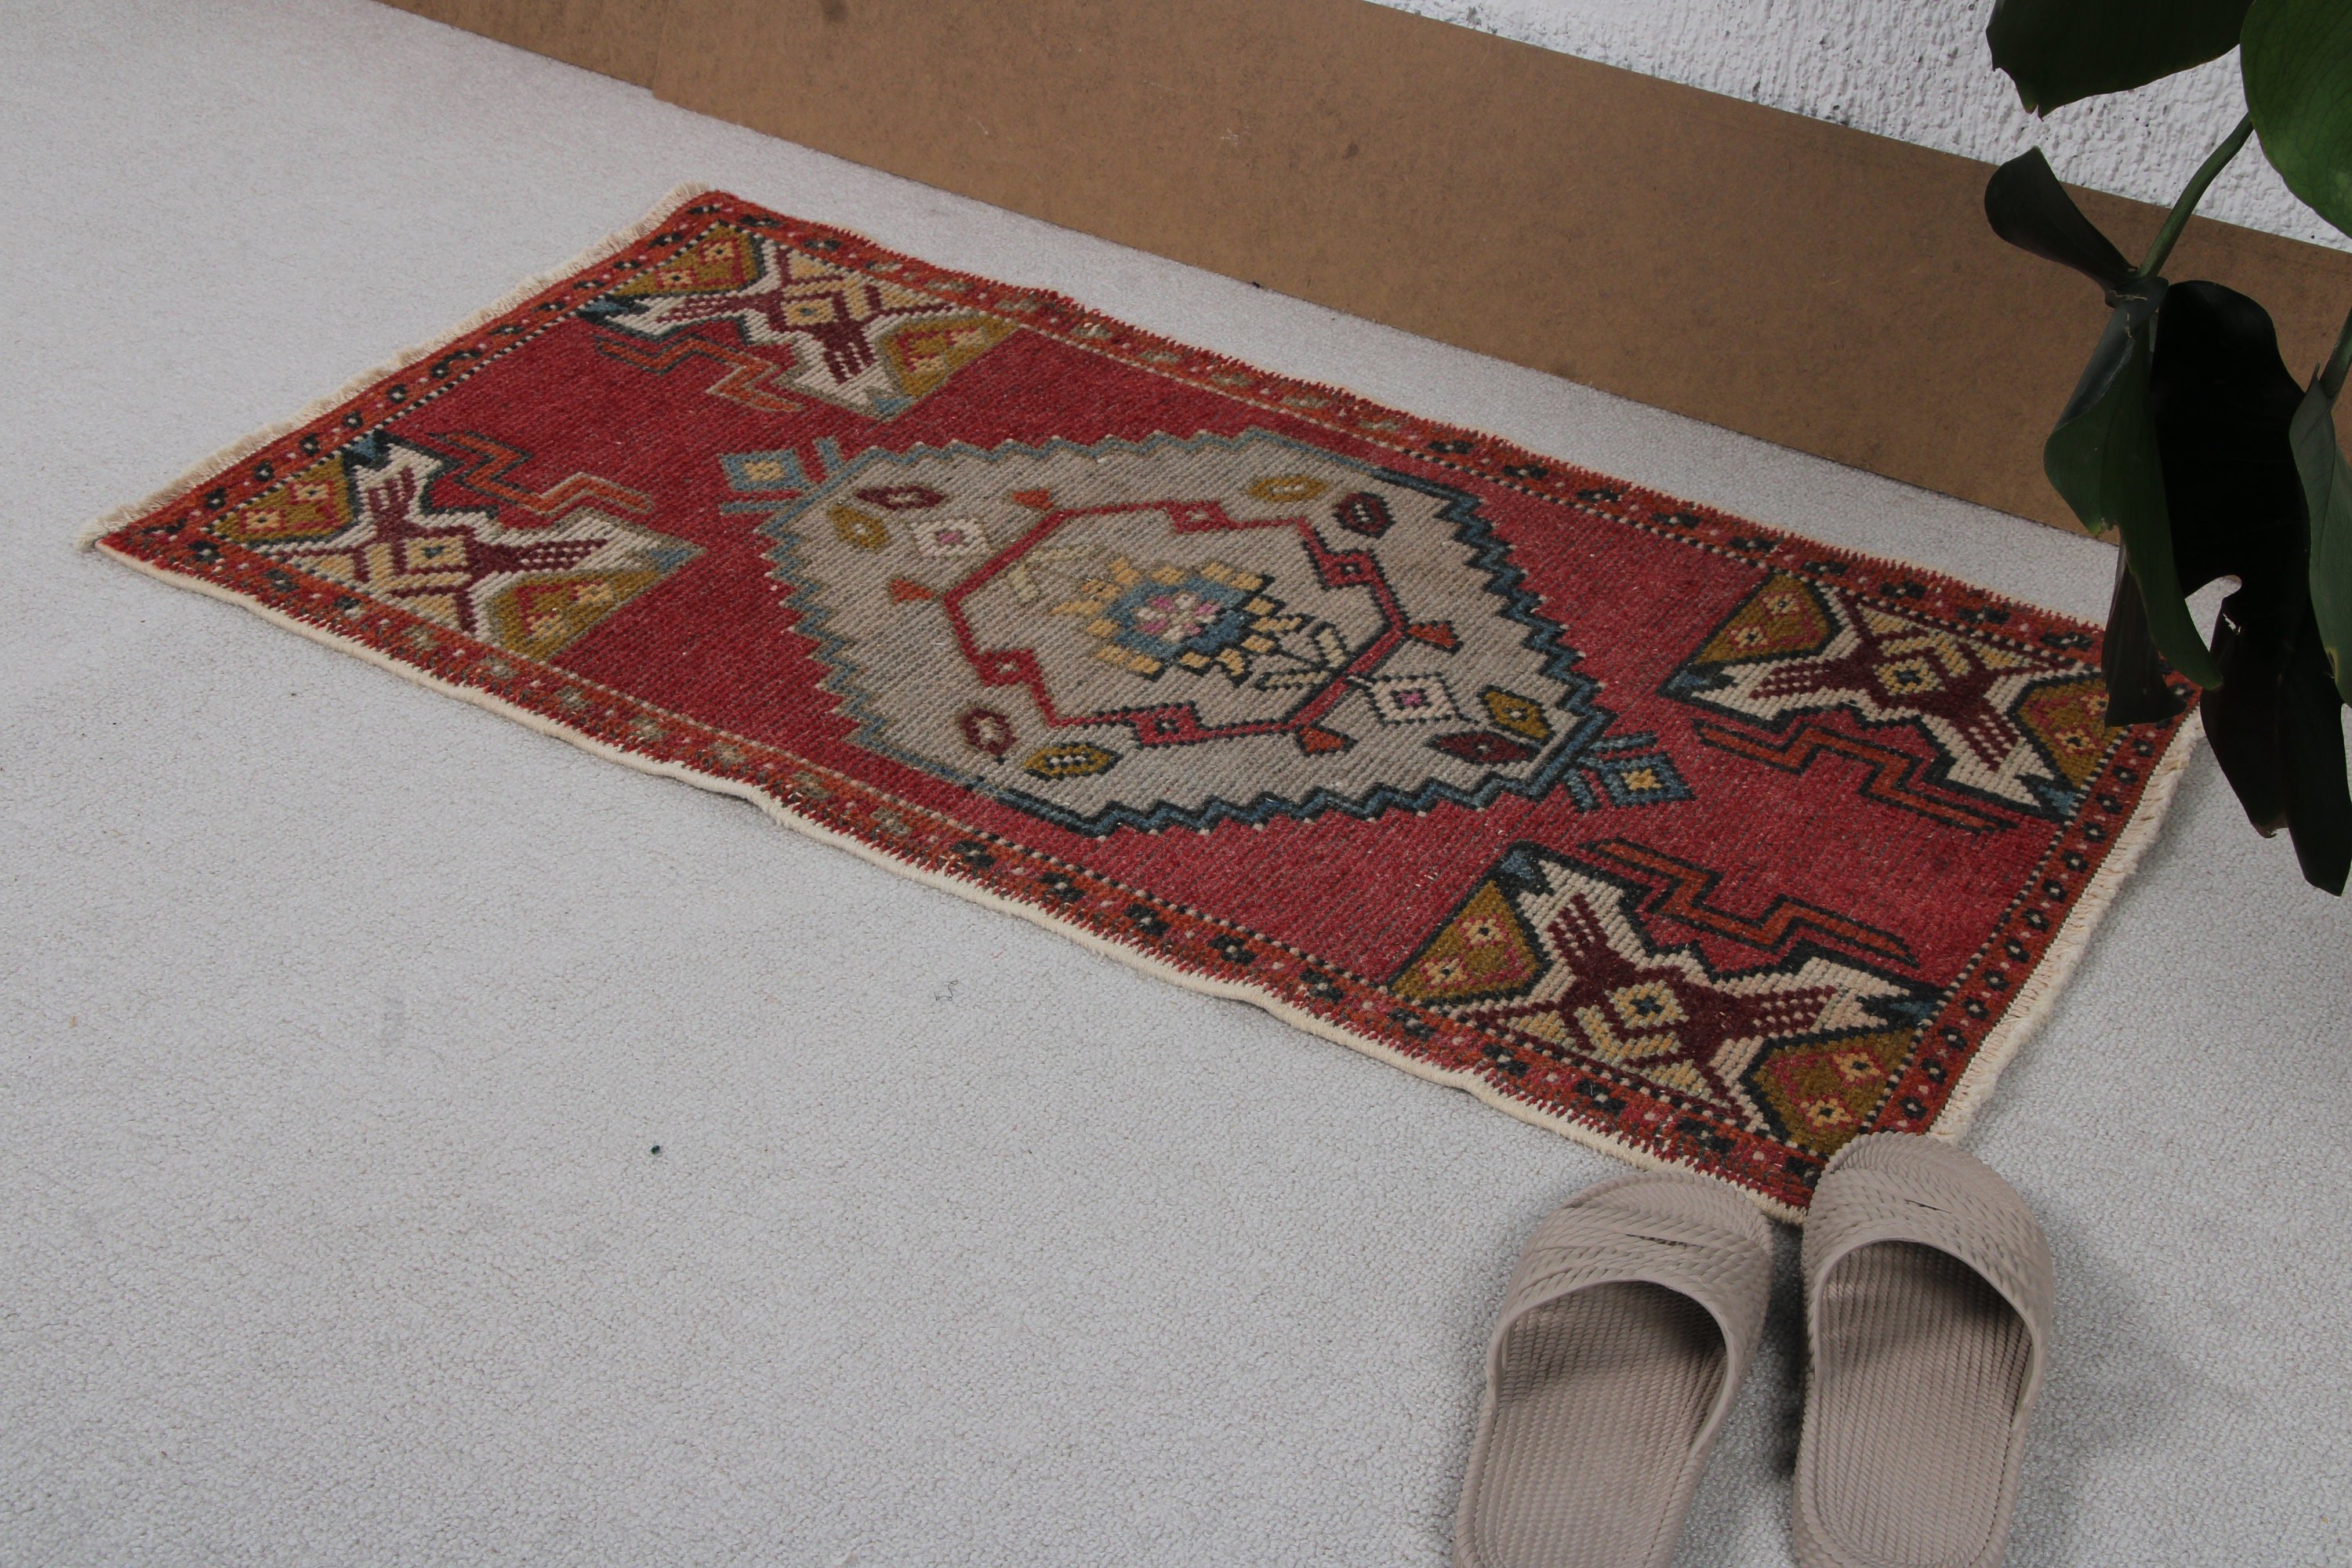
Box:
left=1455, top=1134, right=2053, bottom=1568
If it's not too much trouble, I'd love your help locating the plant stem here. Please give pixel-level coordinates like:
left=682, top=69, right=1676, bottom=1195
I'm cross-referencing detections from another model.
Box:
left=2138, top=112, right=2256, bottom=278
left=2323, top=300, right=2352, bottom=401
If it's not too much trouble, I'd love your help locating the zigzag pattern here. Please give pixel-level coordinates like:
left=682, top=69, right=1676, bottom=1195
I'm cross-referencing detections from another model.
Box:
left=1575, top=837, right=1917, bottom=968
left=1692, top=717, right=2008, bottom=833
left=428, top=432, right=653, bottom=519
left=593, top=332, right=807, bottom=413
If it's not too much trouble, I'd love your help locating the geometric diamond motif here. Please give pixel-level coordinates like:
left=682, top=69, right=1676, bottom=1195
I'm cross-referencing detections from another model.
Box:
left=1396, top=841, right=1935, bottom=1158
left=216, top=433, right=697, bottom=661
left=585, top=223, right=1014, bottom=418
left=743, top=429, right=1690, bottom=834
left=1664, top=571, right=2122, bottom=818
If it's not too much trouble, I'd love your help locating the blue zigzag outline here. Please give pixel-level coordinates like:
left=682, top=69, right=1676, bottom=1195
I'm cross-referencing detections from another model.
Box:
left=750, top=429, right=1689, bottom=835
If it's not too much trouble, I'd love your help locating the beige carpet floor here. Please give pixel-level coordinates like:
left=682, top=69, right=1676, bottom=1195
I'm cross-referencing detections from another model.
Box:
left=4, top=2, right=2347, bottom=1563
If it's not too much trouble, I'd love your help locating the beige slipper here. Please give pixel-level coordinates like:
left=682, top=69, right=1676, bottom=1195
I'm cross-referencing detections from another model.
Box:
left=1454, top=1172, right=1773, bottom=1568
left=1795, top=1134, right=2054, bottom=1568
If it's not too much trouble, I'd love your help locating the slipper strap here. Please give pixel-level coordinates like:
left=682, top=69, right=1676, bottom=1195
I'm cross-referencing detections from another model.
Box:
left=1493, top=1181, right=1772, bottom=1405
left=1803, top=1166, right=2053, bottom=1354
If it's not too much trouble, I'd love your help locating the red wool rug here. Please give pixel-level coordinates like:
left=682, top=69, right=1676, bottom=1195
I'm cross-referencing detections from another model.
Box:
left=89, top=187, right=2198, bottom=1217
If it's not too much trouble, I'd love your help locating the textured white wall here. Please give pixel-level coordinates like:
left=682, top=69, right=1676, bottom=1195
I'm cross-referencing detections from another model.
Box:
left=1377, top=0, right=2347, bottom=252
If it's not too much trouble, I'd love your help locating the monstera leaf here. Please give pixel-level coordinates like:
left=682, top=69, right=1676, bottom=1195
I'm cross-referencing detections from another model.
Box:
left=2291, top=372, right=2352, bottom=702
left=1983, top=22, right=2352, bottom=892
left=2243, top=0, right=2352, bottom=238
left=2150, top=281, right=2351, bottom=891
left=2098, top=561, right=2187, bottom=725
left=1985, top=150, right=2225, bottom=691
left=2042, top=282, right=2229, bottom=688
left=2275, top=619, right=2352, bottom=891
left=1990, top=0, right=2252, bottom=114
left=1984, top=149, right=2136, bottom=288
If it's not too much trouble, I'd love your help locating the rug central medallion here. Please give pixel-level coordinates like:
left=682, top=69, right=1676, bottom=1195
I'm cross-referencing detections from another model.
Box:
left=743, top=430, right=1687, bottom=833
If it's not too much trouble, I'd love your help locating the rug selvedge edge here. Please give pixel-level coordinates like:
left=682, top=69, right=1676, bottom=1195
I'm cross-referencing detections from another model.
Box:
left=1930, top=708, right=2205, bottom=1142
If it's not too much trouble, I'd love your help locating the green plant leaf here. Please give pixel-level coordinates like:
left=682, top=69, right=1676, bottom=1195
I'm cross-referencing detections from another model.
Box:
left=2152, top=285, right=2311, bottom=590
left=2150, top=282, right=2303, bottom=822
left=2243, top=0, right=2352, bottom=237
left=1991, top=0, right=2251, bottom=114
left=2045, top=280, right=2226, bottom=685
left=1984, top=150, right=2136, bottom=289
left=2289, top=379, right=2352, bottom=700
left=2045, top=295, right=2150, bottom=530
left=2205, top=601, right=2290, bottom=830
left=2099, top=557, right=2187, bottom=724
left=2147, top=281, right=2350, bottom=890
left=2279, top=615, right=2352, bottom=891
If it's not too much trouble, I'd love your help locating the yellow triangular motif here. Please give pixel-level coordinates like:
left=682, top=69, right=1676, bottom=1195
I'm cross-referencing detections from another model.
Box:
left=1698, top=572, right=1835, bottom=665
left=1391, top=880, right=1544, bottom=1004
left=880, top=315, right=1018, bottom=398
left=611, top=226, right=764, bottom=297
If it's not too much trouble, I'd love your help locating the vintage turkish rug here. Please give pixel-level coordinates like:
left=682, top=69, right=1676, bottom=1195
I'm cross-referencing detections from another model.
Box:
left=89, top=187, right=2198, bottom=1217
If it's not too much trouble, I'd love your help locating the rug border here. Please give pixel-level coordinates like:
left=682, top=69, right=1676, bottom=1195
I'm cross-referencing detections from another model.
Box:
left=82, top=183, right=2205, bottom=1223
left=1933, top=706, right=2201, bottom=1139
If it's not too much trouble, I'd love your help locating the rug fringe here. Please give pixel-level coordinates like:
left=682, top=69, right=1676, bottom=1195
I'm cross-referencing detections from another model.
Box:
left=75, top=182, right=718, bottom=552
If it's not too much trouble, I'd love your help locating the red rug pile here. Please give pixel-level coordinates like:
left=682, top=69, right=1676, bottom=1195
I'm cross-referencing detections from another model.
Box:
left=92, top=189, right=2197, bottom=1215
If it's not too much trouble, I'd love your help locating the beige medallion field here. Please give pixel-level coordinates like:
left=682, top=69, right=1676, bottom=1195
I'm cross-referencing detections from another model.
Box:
left=2, top=2, right=2349, bottom=1565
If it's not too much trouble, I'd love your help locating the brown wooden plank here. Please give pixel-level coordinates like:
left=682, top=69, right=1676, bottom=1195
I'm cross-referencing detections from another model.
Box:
left=375, top=0, right=673, bottom=85
left=644, top=0, right=2352, bottom=530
